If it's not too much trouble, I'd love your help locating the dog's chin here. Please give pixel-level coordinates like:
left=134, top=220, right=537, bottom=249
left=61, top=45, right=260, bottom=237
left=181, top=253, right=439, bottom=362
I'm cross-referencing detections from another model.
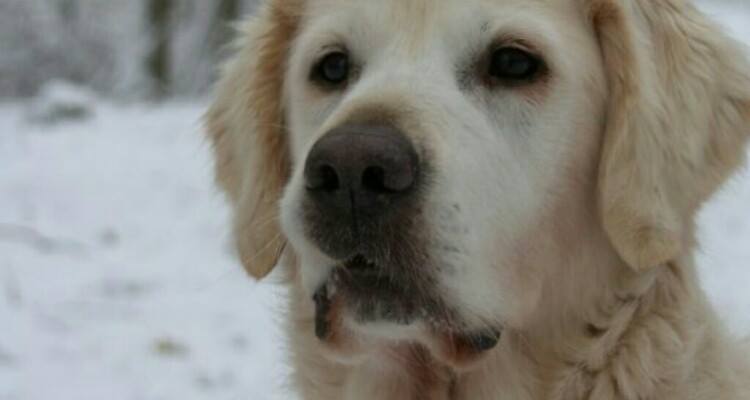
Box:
left=311, top=254, right=503, bottom=369
left=312, top=255, right=423, bottom=338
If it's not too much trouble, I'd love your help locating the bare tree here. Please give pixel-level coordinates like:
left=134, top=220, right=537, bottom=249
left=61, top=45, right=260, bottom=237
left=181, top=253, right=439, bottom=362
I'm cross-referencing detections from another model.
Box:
left=0, top=0, right=261, bottom=99
left=146, top=0, right=174, bottom=98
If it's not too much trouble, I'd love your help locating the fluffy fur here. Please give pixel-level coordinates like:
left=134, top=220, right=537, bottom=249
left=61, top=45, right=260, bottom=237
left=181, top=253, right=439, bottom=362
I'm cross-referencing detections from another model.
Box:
left=206, top=0, right=750, bottom=398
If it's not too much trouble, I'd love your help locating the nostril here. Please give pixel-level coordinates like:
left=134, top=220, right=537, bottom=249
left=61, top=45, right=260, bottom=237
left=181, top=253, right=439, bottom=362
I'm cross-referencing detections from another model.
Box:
left=362, top=161, right=417, bottom=193
left=362, top=166, right=387, bottom=192
left=305, top=124, right=419, bottom=199
left=319, top=165, right=340, bottom=191
left=307, top=164, right=340, bottom=192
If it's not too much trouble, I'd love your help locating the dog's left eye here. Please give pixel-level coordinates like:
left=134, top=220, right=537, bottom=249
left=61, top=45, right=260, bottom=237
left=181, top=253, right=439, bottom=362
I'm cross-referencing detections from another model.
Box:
left=312, top=51, right=350, bottom=87
left=488, top=47, right=543, bottom=84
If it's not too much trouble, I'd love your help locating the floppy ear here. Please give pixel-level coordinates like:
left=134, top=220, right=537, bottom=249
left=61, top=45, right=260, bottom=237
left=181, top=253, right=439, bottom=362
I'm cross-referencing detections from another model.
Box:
left=589, top=0, right=750, bottom=271
left=205, top=0, right=302, bottom=279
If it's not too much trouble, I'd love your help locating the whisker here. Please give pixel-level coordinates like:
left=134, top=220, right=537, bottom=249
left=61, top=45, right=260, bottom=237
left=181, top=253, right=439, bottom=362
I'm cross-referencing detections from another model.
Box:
left=250, top=212, right=282, bottom=231
left=253, top=232, right=284, bottom=258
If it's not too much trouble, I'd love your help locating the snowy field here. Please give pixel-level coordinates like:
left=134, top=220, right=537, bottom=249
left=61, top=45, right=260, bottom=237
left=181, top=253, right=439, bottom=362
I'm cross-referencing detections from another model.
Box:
left=1, top=3, right=749, bottom=400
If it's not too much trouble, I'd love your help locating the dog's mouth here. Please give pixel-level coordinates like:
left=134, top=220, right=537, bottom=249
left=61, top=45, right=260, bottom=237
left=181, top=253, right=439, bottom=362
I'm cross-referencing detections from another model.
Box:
left=341, top=254, right=384, bottom=282
left=323, top=254, right=423, bottom=325
left=312, top=254, right=503, bottom=363
left=338, top=255, right=412, bottom=298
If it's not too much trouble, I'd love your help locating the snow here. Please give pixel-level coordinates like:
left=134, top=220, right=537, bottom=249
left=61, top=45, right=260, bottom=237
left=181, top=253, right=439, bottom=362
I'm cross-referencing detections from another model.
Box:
left=1, top=3, right=749, bottom=400
left=0, top=101, right=292, bottom=400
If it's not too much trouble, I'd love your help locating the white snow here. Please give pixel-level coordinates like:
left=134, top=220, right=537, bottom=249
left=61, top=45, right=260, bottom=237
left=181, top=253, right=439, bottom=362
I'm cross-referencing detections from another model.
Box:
left=1, top=101, right=292, bottom=400
left=1, top=3, right=749, bottom=400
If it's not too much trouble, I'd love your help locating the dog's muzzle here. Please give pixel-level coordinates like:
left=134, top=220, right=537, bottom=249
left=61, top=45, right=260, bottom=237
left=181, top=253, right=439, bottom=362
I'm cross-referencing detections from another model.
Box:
left=303, top=122, right=430, bottom=322
left=302, top=122, right=501, bottom=359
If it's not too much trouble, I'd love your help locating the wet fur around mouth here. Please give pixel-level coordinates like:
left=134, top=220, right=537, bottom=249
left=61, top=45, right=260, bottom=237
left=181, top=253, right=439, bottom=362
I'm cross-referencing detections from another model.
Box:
left=312, top=269, right=504, bottom=363
left=312, top=254, right=503, bottom=357
left=317, top=254, right=429, bottom=326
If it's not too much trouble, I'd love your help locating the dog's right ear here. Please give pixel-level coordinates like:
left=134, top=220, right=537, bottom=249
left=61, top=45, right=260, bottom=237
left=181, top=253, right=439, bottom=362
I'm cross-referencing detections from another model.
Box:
left=589, top=0, right=750, bottom=271
left=205, top=1, right=303, bottom=280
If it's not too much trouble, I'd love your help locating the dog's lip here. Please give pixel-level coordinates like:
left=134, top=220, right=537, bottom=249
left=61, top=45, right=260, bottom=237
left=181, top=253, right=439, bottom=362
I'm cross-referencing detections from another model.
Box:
left=336, top=254, right=398, bottom=288
left=342, top=254, right=379, bottom=273
left=456, top=328, right=503, bottom=352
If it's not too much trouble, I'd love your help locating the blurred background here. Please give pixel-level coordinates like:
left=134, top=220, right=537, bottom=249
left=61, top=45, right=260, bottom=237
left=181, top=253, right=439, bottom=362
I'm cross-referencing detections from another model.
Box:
left=0, top=1, right=749, bottom=400
left=0, top=0, right=261, bottom=99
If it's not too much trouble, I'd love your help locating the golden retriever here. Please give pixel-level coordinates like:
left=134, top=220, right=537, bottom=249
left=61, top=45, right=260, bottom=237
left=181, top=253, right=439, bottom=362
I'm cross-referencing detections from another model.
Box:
left=205, top=0, right=750, bottom=398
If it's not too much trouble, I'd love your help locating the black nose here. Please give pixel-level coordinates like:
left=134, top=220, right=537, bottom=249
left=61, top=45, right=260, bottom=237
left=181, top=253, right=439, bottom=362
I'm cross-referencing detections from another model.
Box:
left=304, top=123, right=420, bottom=227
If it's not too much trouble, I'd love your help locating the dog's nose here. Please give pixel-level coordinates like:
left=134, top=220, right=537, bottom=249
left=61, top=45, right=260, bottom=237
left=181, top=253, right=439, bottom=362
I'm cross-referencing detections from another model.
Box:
left=304, top=124, right=419, bottom=217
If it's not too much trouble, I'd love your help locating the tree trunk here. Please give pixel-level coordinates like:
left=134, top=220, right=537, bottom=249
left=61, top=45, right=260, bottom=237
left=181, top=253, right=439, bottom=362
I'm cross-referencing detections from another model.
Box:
left=58, top=0, right=79, bottom=22
left=146, top=0, right=173, bottom=99
left=211, top=0, right=241, bottom=56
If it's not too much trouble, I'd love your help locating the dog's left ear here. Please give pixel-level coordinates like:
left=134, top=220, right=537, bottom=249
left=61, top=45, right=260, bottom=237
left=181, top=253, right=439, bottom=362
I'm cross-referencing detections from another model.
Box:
left=205, top=0, right=302, bottom=279
left=590, top=0, right=750, bottom=271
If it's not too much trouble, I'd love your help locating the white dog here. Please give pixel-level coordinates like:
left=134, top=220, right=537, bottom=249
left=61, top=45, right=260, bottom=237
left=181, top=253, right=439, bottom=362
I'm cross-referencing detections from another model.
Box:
left=205, top=0, right=750, bottom=398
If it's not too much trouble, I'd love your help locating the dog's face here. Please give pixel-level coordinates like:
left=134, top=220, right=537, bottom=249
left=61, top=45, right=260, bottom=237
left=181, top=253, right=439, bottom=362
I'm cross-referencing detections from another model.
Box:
left=279, top=0, right=605, bottom=350
left=207, top=0, right=750, bottom=367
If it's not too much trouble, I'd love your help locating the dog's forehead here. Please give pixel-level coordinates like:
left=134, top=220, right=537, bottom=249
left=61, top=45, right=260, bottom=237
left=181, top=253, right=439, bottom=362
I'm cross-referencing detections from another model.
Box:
left=302, top=0, right=581, bottom=44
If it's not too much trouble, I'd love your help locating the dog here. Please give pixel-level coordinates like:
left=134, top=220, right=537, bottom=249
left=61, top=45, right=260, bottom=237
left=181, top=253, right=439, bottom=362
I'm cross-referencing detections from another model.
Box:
left=205, top=0, right=750, bottom=398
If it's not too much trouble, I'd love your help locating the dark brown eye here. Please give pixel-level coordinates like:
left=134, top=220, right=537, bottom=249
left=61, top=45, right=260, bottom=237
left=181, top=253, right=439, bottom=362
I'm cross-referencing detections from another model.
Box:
left=312, top=52, right=350, bottom=86
left=488, top=47, right=543, bottom=83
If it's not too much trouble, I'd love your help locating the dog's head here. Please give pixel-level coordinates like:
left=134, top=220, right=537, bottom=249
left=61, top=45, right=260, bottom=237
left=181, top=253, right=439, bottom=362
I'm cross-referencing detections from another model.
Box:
left=207, top=0, right=750, bottom=366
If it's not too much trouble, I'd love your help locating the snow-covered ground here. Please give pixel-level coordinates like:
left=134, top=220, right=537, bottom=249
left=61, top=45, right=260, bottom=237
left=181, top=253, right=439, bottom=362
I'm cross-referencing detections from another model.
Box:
left=1, top=3, right=749, bottom=400
left=0, top=100, right=291, bottom=400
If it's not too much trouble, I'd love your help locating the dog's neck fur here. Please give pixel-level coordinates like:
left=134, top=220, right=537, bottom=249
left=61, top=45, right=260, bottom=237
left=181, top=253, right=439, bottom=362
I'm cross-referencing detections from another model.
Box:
left=286, top=234, right=749, bottom=400
left=460, top=259, right=733, bottom=400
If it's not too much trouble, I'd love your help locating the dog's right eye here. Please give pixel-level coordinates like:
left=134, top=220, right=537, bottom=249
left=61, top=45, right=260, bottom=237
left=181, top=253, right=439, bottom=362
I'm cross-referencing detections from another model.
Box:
left=488, top=47, right=543, bottom=84
left=312, top=52, right=350, bottom=87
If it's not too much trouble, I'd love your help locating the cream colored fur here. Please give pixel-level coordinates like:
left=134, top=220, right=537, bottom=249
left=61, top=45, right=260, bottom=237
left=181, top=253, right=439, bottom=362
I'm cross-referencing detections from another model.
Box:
left=205, top=0, right=750, bottom=398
